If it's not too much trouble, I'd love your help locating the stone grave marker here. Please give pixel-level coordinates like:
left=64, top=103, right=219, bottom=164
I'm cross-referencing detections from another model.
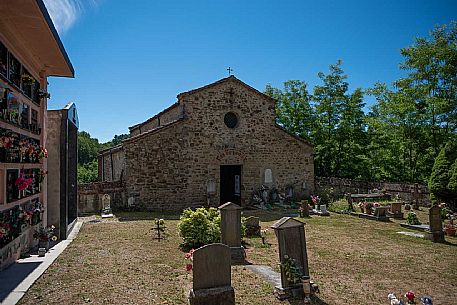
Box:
left=425, top=205, right=444, bottom=243
left=101, top=194, right=113, bottom=218
left=373, top=206, right=389, bottom=220
left=245, top=216, right=261, bottom=237
left=189, top=243, right=235, bottom=305
left=388, top=202, right=404, bottom=219
left=271, top=217, right=310, bottom=300
left=319, top=204, right=330, bottom=216
left=219, top=202, right=246, bottom=264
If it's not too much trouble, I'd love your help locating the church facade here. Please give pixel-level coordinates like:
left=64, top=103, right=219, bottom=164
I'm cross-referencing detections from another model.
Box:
left=99, top=76, right=314, bottom=212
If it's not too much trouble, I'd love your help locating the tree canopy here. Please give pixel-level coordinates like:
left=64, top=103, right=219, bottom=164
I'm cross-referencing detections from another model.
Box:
left=265, top=22, right=457, bottom=192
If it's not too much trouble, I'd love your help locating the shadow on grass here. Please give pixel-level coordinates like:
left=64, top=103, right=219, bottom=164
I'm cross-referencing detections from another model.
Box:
left=115, top=211, right=180, bottom=222
left=287, top=294, right=329, bottom=305
left=243, top=209, right=300, bottom=222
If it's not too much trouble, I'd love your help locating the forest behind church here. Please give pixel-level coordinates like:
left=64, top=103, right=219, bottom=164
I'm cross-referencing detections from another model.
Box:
left=77, top=22, right=457, bottom=203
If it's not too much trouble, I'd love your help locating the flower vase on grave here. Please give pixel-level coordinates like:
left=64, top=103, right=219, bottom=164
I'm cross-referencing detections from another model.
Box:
left=38, top=239, right=49, bottom=250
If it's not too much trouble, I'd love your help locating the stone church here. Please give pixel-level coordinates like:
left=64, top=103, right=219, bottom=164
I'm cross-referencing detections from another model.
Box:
left=99, top=76, right=314, bottom=211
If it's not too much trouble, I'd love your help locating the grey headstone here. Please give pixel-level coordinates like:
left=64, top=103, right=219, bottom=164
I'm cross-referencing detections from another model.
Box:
left=428, top=205, right=442, bottom=232
left=271, top=217, right=309, bottom=290
left=245, top=216, right=260, bottom=228
left=192, top=243, right=231, bottom=290
left=390, top=202, right=402, bottom=214
left=102, top=194, right=111, bottom=209
left=219, top=202, right=242, bottom=247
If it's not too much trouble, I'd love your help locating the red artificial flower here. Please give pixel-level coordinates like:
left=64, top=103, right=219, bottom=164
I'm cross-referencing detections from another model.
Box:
left=186, top=264, right=193, bottom=271
left=405, top=291, right=415, bottom=301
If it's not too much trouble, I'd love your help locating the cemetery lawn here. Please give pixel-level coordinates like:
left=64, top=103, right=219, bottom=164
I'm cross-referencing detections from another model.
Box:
left=19, top=210, right=457, bottom=305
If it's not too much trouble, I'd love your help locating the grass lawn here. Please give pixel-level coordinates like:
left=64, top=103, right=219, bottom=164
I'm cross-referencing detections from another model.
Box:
left=19, top=209, right=457, bottom=305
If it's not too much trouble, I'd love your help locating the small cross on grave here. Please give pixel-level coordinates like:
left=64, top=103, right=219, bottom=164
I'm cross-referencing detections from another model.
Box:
left=151, top=218, right=166, bottom=241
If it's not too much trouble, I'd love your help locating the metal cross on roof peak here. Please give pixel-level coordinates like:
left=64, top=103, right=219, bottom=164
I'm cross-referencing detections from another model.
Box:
left=227, top=67, right=233, bottom=76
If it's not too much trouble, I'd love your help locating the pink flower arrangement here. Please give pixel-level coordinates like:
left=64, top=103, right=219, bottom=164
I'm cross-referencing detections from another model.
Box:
left=0, top=136, right=12, bottom=148
left=15, top=173, right=33, bottom=191
left=185, top=249, right=195, bottom=271
left=311, top=195, right=320, bottom=205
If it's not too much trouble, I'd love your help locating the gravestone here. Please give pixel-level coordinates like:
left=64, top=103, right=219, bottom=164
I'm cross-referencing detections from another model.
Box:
left=319, top=205, right=330, bottom=216
left=189, top=243, right=235, bottom=305
left=101, top=194, right=113, bottom=218
left=271, top=217, right=310, bottom=300
left=425, top=205, right=444, bottom=243
left=299, top=200, right=309, bottom=218
left=245, top=216, right=261, bottom=237
left=388, top=202, right=404, bottom=219
left=219, top=202, right=246, bottom=264
left=373, top=206, right=389, bottom=220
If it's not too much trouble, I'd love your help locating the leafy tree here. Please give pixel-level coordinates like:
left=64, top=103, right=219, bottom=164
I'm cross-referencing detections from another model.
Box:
left=397, top=21, right=457, bottom=153
left=265, top=80, right=315, bottom=141
left=448, top=158, right=457, bottom=194
left=78, top=131, right=101, bottom=165
left=77, top=160, right=99, bottom=184
left=429, top=140, right=457, bottom=201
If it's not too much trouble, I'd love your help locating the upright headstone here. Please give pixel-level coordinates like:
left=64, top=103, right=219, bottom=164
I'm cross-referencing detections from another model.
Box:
left=425, top=205, right=444, bottom=243
left=388, top=202, right=404, bottom=219
left=101, top=194, right=113, bottom=218
left=219, top=202, right=246, bottom=264
left=245, top=216, right=261, bottom=237
left=271, top=217, right=310, bottom=300
left=189, top=243, right=235, bottom=305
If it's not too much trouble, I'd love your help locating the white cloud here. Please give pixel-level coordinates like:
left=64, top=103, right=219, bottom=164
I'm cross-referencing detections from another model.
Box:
left=42, top=0, right=98, bottom=34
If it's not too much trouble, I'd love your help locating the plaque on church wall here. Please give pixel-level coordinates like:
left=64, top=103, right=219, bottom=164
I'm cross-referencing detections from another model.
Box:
left=264, top=169, right=273, bottom=184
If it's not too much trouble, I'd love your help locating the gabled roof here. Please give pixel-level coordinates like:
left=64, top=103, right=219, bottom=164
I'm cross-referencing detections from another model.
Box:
left=129, top=102, right=179, bottom=131
left=177, top=75, right=276, bottom=103
left=271, top=217, right=304, bottom=229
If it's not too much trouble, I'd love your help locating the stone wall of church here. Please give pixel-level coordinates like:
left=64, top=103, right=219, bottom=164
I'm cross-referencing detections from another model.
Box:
left=179, top=80, right=314, bottom=207
left=121, top=78, right=314, bottom=211
left=123, top=121, right=192, bottom=212
left=99, top=146, right=125, bottom=182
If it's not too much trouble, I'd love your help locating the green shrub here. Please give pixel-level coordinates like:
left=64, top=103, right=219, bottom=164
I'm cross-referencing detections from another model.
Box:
left=178, top=207, right=247, bottom=250
left=178, top=207, right=221, bottom=249
left=406, top=212, right=421, bottom=225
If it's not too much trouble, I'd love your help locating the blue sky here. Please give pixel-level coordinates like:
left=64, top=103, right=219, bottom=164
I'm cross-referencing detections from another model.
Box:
left=43, top=0, right=456, bottom=142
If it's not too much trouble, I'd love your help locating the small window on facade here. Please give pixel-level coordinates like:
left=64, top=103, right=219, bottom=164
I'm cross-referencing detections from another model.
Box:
left=224, top=112, right=238, bottom=129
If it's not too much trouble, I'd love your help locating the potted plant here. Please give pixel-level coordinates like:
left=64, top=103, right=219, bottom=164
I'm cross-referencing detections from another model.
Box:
left=444, top=218, right=456, bottom=236
left=406, top=212, right=421, bottom=225
left=281, top=255, right=307, bottom=297
left=33, top=225, right=57, bottom=249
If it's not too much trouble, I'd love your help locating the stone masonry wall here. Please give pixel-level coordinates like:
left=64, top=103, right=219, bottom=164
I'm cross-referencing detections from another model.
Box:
left=99, top=147, right=125, bottom=182
left=122, top=77, right=314, bottom=212
left=315, top=176, right=430, bottom=204
left=78, top=181, right=125, bottom=214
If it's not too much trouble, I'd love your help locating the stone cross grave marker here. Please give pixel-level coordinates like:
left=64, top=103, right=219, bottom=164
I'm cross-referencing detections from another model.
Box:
left=245, top=216, right=261, bottom=237
left=101, top=194, right=113, bottom=218
left=425, top=205, right=444, bottom=243
left=189, top=243, right=235, bottom=305
left=271, top=217, right=310, bottom=300
left=219, top=202, right=246, bottom=264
